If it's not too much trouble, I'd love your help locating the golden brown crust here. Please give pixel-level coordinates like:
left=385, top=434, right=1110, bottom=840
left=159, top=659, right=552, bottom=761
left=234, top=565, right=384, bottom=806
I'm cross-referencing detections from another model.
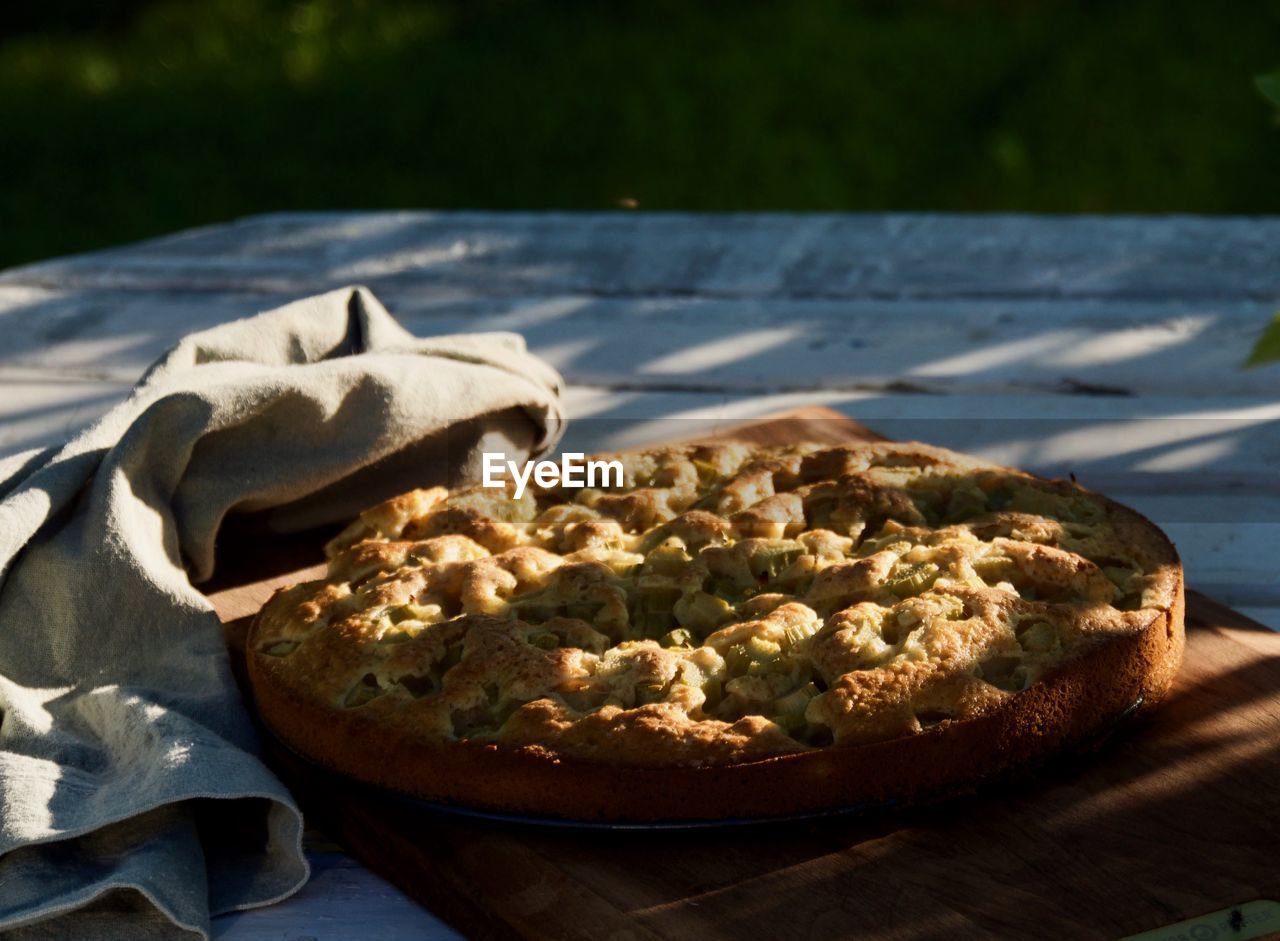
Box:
left=246, top=440, right=1184, bottom=820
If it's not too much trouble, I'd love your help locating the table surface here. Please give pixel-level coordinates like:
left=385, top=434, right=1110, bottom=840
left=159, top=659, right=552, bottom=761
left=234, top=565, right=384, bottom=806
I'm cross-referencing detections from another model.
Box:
left=2, top=211, right=1277, bottom=940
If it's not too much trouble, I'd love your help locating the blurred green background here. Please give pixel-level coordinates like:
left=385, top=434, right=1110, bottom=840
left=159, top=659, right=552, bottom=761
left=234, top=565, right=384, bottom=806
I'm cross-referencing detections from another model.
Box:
left=3, top=0, right=1279, bottom=268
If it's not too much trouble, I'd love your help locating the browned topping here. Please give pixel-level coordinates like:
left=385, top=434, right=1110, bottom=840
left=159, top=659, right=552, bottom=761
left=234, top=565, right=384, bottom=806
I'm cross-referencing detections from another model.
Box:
left=250, top=441, right=1178, bottom=767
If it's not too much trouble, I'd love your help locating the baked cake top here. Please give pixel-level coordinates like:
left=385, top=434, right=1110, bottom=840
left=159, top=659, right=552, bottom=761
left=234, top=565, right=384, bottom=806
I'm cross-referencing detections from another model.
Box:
left=250, top=441, right=1180, bottom=768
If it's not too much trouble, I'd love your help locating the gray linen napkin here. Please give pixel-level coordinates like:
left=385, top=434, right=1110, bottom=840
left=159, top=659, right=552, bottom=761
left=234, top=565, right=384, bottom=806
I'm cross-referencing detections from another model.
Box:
left=0, top=286, right=565, bottom=939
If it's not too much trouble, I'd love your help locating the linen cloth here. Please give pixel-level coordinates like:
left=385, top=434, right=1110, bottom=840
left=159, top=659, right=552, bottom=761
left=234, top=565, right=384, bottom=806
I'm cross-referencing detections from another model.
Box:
left=0, top=286, right=565, bottom=938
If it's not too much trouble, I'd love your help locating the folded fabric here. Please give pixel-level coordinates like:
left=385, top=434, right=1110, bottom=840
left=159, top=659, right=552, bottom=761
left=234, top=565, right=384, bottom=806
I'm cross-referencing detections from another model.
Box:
left=0, top=287, right=565, bottom=938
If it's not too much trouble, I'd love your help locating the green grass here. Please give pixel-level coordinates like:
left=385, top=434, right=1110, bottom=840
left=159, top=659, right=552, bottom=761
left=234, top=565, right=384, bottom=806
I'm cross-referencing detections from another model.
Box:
left=2, top=0, right=1279, bottom=268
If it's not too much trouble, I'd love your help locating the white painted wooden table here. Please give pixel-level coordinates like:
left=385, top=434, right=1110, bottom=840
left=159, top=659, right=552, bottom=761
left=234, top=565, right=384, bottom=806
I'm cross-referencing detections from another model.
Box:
left=2, top=212, right=1277, bottom=940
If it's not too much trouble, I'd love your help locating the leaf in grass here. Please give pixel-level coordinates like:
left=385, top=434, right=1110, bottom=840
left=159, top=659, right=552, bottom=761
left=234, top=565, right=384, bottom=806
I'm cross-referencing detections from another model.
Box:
left=1244, top=312, right=1280, bottom=368
left=1257, top=71, right=1280, bottom=110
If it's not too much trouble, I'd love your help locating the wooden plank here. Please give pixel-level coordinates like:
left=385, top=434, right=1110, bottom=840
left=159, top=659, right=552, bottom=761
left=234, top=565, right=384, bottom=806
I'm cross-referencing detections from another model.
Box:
left=6, top=288, right=1278, bottom=492
left=5, top=212, right=1280, bottom=301
left=3, top=285, right=1277, bottom=397
left=361, top=294, right=1279, bottom=399
left=208, top=408, right=1280, bottom=941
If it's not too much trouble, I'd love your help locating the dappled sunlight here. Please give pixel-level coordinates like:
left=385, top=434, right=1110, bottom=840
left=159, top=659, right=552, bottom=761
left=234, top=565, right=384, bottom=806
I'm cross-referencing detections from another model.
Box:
left=1158, top=401, right=1280, bottom=422
left=905, top=311, right=1225, bottom=384
left=8, top=216, right=1272, bottom=398
left=1049, top=315, right=1213, bottom=368
left=525, top=336, right=599, bottom=373
left=469, top=295, right=593, bottom=331
left=0, top=379, right=130, bottom=459
left=1132, top=436, right=1241, bottom=472
left=560, top=386, right=865, bottom=453
left=193, top=214, right=431, bottom=264
left=252, top=213, right=427, bottom=250
left=639, top=327, right=804, bottom=375
left=908, top=330, right=1082, bottom=378
left=974, top=417, right=1249, bottom=469
left=895, top=306, right=1270, bottom=396
left=0, top=283, right=63, bottom=314
left=0, top=285, right=259, bottom=374
left=327, top=239, right=483, bottom=280
left=12, top=332, right=157, bottom=373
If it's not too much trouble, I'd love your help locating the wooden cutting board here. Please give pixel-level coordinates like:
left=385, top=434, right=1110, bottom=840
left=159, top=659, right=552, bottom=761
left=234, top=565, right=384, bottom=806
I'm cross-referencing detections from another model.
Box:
left=209, top=407, right=1280, bottom=941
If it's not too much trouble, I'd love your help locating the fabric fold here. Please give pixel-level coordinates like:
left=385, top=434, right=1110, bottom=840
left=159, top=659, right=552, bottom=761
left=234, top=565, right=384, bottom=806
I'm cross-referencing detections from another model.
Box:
left=0, top=286, right=565, bottom=938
